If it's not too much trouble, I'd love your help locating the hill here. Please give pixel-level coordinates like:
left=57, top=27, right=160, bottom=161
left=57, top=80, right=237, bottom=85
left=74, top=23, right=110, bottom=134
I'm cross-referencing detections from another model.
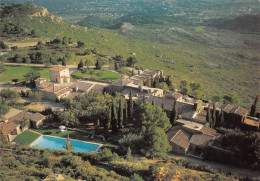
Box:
left=0, top=4, right=259, bottom=110
left=207, top=15, right=260, bottom=34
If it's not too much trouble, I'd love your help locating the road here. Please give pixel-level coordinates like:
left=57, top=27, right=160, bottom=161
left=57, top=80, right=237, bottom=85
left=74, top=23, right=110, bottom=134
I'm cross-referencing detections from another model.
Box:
left=168, top=153, right=260, bottom=178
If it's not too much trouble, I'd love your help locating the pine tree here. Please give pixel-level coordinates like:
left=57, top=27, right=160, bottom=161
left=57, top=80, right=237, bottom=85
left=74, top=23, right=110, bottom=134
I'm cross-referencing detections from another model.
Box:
left=212, top=103, right=216, bottom=128
left=111, top=101, right=118, bottom=134
left=170, top=100, right=178, bottom=126
left=126, top=146, right=133, bottom=161
left=129, top=89, right=133, bottom=120
left=250, top=95, right=259, bottom=117
left=118, top=97, right=124, bottom=128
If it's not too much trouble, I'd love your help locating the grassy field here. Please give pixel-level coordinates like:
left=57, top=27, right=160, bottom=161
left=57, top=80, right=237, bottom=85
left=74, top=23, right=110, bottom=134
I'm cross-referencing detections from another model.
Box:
left=71, top=69, right=122, bottom=82
left=0, top=65, right=50, bottom=83
left=12, top=130, right=41, bottom=146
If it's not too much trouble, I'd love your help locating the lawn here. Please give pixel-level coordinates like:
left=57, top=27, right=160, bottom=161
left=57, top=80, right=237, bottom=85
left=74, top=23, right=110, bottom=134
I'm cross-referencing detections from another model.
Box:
left=0, top=65, right=50, bottom=83
left=71, top=69, right=122, bottom=82
left=12, top=130, right=41, bottom=146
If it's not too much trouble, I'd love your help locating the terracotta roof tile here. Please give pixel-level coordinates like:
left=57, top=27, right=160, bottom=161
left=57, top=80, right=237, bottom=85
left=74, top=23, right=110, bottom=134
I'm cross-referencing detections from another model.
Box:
left=170, top=129, right=191, bottom=149
left=189, top=134, right=213, bottom=147
left=49, top=66, right=68, bottom=72
left=172, top=92, right=183, bottom=99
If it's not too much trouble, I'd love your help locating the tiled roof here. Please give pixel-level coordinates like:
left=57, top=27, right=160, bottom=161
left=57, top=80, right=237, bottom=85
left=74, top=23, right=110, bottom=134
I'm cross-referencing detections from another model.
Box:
left=55, top=87, right=71, bottom=96
left=193, top=109, right=207, bottom=123
left=38, top=82, right=54, bottom=89
left=0, top=121, right=19, bottom=136
left=8, top=111, right=45, bottom=124
left=76, top=82, right=94, bottom=92
left=230, top=106, right=248, bottom=117
left=92, top=84, right=106, bottom=91
left=221, top=104, right=234, bottom=113
left=35, top=78, right=46, bottom=82
left=66, top=92, right=80, bottom=100
left=172, top=92, right=183, bottom=99
left=189, top=134, right=213, bottom=147
left=200, top=126, right=219, bottom=137
left=170, top=129, right=191, bottom=149
left=49, top=66, right=68, bottom=72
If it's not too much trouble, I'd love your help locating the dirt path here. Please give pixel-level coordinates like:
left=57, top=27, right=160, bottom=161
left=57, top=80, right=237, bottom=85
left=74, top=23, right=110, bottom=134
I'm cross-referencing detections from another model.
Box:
left=6, top=42, right=38, bottom=48
left=168, top=153, right=260, bottom=178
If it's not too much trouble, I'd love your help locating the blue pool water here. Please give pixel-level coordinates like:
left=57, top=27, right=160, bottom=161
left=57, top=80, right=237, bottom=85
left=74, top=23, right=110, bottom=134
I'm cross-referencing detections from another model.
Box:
left=31, top=135, right=101, bottom=152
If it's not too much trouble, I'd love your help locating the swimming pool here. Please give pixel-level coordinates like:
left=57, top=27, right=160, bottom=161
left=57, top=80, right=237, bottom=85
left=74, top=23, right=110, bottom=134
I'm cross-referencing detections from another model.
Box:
left=31, top=135, right=102, bottom=152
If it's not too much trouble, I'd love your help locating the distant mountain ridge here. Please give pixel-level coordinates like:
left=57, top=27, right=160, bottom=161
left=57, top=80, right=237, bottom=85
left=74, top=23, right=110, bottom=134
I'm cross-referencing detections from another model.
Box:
left=207, top=14, right=260, bottom=34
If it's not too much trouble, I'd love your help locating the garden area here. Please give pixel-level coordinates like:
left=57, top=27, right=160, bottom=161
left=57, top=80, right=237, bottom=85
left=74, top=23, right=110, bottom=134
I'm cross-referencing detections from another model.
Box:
left=71, top=69, right=122, bottom=82
left=0, top=65, right=49, bottom=83
left=12, top=130, right=41, bottom=146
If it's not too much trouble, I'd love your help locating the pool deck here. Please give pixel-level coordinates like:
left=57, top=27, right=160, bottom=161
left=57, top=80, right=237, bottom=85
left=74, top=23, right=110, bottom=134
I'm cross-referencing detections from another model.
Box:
left=30, top=135, right=103, bottom=152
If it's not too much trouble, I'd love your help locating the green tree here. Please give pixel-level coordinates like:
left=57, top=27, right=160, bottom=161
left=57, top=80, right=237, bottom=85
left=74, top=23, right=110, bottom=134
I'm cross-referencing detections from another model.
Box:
left=223, top=93, right=240, bottom=105
left=118, top=97, right=124, bottom=128
left=0, top=89, right=20, bottom=102
left=131, top=174, right=144, bottom=181
left=250, top=95, right=259, bottom=117
left=212, top=95, right=224, bottom=103
left=77, top=41, right=85, bottom=48
left=111, top=101, right=118, bottom=134
left=126, top=56, right=137, bottom=67
left=24, top=71, right=40, bottom=84
left=180, top=80, right=189, bottom=95
left=57, top=110, right=79, bottom=127
left=0, top=98, right=10, bottom=116
left=63, top=134, right=73, bottom=151
left=170, top=100, right=178, bottom=126
left=139, top=102, right=171, bottom=131
left=212, top=103, right=216, bottom=128
left=28, top=91, right=43, bottom=102
left=126, top=146, right=133, bottom=161
left=129, top=89, right=134, bottom=120
left=80, top=68, right=87, bottom=79
left=141, top=127, right=171, bottom=158
left=78, top=59, right=84, bottom=70
left=62, top=58, right=66, bottom=66
left=95, top=58, right=102, bottom=70
left=124, top=100, right=128, bottom=125
left=206, top=106, right=212, bottom=124
left=0, top=127, right=8, bottom=144
left=106, top=106, right=112, bottom=130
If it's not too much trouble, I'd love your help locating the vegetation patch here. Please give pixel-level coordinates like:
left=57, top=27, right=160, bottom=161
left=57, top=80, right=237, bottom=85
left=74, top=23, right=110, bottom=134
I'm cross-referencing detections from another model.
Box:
left=71, top=69, right=122, bottom=82
left=12, top=130, right=41, bottom=146
left=0, top=65, right=49, bottom=83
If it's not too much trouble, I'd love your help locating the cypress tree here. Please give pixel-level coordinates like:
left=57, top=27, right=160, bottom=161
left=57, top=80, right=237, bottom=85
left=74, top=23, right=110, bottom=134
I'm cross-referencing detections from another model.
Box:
left=219, top=108, right=224, bottom=127
left=143, top=94, right=146, bottom=104
left=111, top=101, right=117, bottom=134
left=106, top=106, right=112, bottom=129
left=161, top=103, right=164, bottom=110
left=150, top=76, right=154, bottom=88
left=129, top=89, right=133, bottom=120
left=62, top=58, right=66, bottom=66
left=152, top=97, right=155, bottom=106
left=118, top=97, right=124, bottom=128
left=206, top=106, right=213, bottom=128
left=250, top=95, right=259, bottom=117
left=124, top=99, right=128, bottom=125
left=63, top=134, right=73, bottom=151
left=170, top=100, right=178, bottom=126
left=212, top=103, right=216, bottom=128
